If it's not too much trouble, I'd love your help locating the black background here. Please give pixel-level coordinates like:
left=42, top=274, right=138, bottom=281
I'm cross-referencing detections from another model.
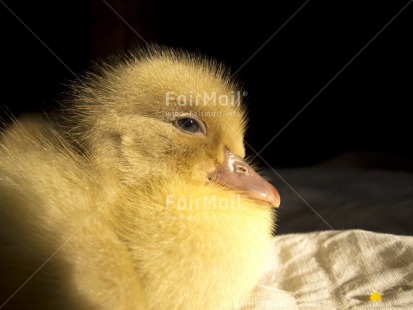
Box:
left=1, top=0, right=412, bottom=168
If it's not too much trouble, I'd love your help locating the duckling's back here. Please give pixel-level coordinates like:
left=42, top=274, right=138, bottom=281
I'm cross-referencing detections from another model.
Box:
left=0, top=116, right=145, bottom=309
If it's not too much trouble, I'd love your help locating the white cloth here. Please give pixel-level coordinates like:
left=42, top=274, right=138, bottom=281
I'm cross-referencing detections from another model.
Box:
left=252, top=230, right=413, bottom=309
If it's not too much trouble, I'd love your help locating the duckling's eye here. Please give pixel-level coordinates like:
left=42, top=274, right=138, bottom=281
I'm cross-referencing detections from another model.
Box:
left=174, top=117, right=205, bottom=134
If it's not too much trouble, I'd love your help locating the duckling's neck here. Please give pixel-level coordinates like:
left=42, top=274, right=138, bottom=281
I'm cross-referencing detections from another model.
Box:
left=112, top=180, right=274, bottom=310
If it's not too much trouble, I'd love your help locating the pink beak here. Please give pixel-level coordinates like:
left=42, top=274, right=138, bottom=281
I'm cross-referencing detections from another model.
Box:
left=208, top=148, right=280, bottom=208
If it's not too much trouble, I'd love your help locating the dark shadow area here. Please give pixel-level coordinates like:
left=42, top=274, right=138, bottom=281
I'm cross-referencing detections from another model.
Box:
left=0, top=192, right=94, bottom=309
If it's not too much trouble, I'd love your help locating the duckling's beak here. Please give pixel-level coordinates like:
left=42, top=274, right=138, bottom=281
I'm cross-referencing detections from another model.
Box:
left=208, top=148, right=280, bottom=208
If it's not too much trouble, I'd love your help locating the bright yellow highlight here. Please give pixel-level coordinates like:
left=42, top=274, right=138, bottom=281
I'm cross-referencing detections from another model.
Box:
left=369, top=291, right=382, bottom=302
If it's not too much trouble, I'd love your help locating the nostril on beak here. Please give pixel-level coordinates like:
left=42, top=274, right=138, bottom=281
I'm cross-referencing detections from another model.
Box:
left=234, top=164, right=248, bottom=175
left=208, top=148, right=279, bottom=207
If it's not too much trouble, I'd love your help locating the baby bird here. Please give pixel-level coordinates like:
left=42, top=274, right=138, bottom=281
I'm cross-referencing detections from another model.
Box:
left=0, top=46, right=280, bottom=310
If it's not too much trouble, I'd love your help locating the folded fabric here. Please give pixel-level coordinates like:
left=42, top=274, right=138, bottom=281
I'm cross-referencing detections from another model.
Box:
left=248, top=230, right=413, bottom=309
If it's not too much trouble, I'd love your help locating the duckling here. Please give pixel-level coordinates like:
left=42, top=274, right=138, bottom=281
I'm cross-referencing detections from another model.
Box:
left=0, top=46, right=280, bottom=310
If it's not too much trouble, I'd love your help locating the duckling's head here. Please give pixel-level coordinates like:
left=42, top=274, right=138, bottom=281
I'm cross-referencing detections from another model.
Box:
left=68, top=46, right=279, bottom=207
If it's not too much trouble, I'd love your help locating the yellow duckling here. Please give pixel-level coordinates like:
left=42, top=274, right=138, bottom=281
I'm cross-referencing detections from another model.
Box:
left=0, top=46, right=279, bottom=310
